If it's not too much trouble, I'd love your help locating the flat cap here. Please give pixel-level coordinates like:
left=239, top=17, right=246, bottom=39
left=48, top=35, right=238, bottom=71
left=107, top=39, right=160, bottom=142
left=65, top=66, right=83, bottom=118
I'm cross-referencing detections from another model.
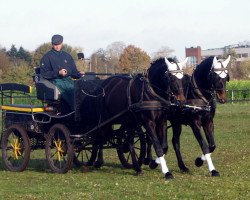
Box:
left=51, top=34, right=63, bottom=45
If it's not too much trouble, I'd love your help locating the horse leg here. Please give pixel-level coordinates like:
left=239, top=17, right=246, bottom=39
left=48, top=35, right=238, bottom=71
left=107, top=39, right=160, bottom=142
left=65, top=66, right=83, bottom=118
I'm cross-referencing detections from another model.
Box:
left=94, top=147, right=104, bottom=168
left=190, top=121, right=219, bottom=176
left=144, top=134, right=152, bottom=165
left=149, top=121, right=168, bottom=170
left=94, top=131, right=105, bottom=168
left=202, top=119, right=216, bottom=153
left=171, top=122, right=189, bottom=172
left=127, top=134, right=143, bottom=175
left=145, top=122, right=173, bottom=179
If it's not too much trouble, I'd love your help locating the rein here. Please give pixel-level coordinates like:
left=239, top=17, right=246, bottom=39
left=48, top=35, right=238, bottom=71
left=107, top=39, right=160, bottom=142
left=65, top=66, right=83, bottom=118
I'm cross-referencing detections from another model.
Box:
left=191, top=73, right=210, bottom=104
left=127, top=77, right=171, bottom=112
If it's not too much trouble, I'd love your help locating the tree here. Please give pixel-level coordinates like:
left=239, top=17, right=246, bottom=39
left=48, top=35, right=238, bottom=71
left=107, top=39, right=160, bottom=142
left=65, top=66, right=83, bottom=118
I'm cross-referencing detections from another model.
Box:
left=0, top=48, right=12, bottom=81
left=118, top=45, right=151, bottom=73
left=6, top=44, right=18, bottom=66
left=90, top=48, right=107, bottom=73
left=1, top=64, right=34, bottom=85
left=105, top=41, right=126, bottom=73
left=17, top=46, right=32, bottom=63
left=152, top=46, right=174, bottom=61
left=223, top=48, right=238, bottom=79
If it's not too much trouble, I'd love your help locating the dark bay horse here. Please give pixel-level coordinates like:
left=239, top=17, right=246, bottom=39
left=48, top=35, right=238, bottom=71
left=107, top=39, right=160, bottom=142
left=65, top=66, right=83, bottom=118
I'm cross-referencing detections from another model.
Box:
left=168, top=56, right=231, bottom=176
left=87, top=58, right=188, bottom=179
left=143, top=57, right=189, bottom=167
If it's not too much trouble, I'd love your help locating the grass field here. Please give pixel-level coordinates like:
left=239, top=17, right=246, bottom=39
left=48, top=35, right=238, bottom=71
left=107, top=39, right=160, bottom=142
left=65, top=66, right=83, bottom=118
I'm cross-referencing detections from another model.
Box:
left=0, top=103, right=249, bottom=200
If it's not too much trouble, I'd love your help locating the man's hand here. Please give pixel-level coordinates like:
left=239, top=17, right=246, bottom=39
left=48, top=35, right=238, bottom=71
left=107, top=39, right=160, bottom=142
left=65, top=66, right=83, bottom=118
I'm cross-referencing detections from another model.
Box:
left=59, top=69, right=67, bottom=76
left=79, top=71, right=85, bottom=76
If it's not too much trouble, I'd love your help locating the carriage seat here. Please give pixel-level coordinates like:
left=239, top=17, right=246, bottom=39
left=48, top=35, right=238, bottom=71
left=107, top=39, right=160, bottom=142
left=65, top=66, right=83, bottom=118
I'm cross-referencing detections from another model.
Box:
left=33, top=67, right=61, bottom=102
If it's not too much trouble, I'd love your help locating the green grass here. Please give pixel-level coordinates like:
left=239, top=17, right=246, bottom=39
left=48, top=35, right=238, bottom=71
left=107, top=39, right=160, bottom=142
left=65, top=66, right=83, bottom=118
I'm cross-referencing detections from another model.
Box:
left=0, top=104, right=249, bottom=200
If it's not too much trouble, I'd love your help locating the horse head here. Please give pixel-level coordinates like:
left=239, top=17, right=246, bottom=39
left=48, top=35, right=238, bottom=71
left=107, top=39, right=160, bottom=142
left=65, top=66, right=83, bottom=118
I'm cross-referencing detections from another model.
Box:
left=210, top=56, right=231, bottom=103
left=148, top=57, right=188, bottom=103
left=193, top=56, right=231, bottom=103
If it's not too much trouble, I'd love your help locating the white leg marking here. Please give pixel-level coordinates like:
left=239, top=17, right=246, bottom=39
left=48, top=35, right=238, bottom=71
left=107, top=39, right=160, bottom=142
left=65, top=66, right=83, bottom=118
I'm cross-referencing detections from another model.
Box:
left=158, top=156, right=169, bottom=174
left=155, top=154, right=165, bottom=164
left=201, top=154, right=206, bottom=161
left=204, top=153, right=215, bottom=172
left=155, top=157, right=160, bottom=164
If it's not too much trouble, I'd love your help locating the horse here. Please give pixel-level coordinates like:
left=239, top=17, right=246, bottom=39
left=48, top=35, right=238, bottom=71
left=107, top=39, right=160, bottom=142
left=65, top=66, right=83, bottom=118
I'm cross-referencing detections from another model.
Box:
left=167, top=55, right=231, bottom=176
left=142, top=57, right=190, bottom=167
left=84, top=57, right=188, bottom=179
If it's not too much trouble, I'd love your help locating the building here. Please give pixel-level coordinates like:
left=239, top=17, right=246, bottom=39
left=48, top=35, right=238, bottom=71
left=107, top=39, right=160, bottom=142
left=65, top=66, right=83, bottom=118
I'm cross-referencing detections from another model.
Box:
left=185, top=44, right=250, bottom=66
left=185, top=46, right=201, bottom=66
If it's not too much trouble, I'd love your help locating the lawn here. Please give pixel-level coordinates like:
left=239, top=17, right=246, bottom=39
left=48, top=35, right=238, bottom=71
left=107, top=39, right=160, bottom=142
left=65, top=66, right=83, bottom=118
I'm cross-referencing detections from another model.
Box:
left=0, top=103, right=249, bottom=200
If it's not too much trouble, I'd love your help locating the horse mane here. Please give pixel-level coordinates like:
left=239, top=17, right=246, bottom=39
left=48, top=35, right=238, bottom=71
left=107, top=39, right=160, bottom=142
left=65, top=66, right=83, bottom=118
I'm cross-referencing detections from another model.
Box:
left=195, top=56, right=215, bottom=77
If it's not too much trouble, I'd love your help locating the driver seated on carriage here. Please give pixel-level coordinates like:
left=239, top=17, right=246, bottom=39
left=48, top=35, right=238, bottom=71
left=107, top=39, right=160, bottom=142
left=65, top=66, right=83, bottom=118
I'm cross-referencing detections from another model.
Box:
left=39, top=34, right=84, bottom=112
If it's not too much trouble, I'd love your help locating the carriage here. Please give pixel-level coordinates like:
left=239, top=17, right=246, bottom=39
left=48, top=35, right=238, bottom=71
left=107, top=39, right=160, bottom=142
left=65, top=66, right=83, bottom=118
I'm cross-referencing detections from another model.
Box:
left=0, top=56, right=230, bottom=178
left=0, top=69, right=147, bottom=174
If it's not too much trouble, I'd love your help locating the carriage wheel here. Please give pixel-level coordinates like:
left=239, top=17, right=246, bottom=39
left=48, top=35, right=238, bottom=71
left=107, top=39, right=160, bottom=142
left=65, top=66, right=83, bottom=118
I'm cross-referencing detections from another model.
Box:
left=45, top=124, right=73, bottom=173
left=73, top=144, right=98, bottom=167
left=116, top=127, right=146, bottom=169
left=1, top=124, right=31, bottom=172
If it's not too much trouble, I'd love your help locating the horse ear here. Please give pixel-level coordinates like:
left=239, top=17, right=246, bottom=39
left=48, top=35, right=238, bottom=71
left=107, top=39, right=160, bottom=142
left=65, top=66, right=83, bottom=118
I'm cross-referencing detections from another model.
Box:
left=164, top=57, right=175, bottom=70
left=179, top=57, right=188, bottom=69
left=212, top=56, right=218, bottom=68
left=222, top=55, right=231, bottom=68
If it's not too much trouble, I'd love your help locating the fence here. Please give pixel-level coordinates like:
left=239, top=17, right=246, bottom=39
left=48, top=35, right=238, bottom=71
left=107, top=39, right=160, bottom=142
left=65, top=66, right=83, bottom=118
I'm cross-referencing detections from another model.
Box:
left=226, top=89, right=250, bottom=102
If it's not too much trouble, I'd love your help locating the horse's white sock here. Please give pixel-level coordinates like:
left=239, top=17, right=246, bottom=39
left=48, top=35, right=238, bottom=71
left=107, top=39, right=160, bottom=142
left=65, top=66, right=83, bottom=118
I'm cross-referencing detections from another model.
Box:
left=157, top=156, right=169, bottom=174
left=204, top=153, right=215, bottom=172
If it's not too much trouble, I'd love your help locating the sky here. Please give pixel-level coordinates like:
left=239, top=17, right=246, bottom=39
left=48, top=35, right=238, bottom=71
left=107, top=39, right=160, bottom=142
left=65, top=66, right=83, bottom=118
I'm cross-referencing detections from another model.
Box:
left=0, top=0, right=250, bottom=60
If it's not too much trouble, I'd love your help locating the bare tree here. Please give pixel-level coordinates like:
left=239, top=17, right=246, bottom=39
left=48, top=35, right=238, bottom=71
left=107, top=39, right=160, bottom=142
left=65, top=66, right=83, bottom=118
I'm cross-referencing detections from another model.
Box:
left=152, top=46, right=175, bottom=61
left=105, top=41, right=126, bottom=73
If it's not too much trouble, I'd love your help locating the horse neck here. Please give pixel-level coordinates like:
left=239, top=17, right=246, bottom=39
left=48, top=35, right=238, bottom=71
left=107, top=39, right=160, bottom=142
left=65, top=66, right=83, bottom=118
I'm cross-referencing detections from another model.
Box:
left=191, top=70, right=214, bottom=103
left=148, top=70, right=170, bottom=101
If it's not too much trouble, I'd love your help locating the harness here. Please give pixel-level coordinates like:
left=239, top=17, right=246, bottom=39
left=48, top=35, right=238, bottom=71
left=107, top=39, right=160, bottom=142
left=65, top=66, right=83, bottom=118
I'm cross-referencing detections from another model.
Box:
left=127, top=77, right=171, bottom=112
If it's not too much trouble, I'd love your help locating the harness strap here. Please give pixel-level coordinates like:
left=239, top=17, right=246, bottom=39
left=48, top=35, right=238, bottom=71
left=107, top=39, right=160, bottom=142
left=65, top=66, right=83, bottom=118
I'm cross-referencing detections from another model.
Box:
left=191, top=74, right=209, bottom=104
left=146, top=80, right=171, bottom=106
left=129, top=100, right=169, bottom=112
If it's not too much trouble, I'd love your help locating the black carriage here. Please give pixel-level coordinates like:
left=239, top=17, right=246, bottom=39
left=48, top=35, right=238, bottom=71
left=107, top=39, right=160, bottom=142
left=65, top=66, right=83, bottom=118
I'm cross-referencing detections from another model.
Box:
left=0, top=69, right=146, bottom=173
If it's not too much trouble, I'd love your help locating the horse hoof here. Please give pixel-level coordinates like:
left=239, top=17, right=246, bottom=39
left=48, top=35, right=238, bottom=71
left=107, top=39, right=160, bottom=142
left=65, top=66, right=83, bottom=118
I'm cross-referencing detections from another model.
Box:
left=86, top=161, right=94, bottom=166
left=211, top=170, right=220, bottom=177
left=209, top=145, right=216, bottom=153
left=136, top=170, right=144, bottom=176
left=94, top=161, right=103, bottom=168
left=165, top=172, right=174, bottom=179
left=143, top=158, right=150, bottom=165
left=149, top=160, right=158, bottom=169
left=180, top=167, right=190, bottom=173
left=195, top=157, right=204, bottom=167
left=82, top=166, right=91, bottom=173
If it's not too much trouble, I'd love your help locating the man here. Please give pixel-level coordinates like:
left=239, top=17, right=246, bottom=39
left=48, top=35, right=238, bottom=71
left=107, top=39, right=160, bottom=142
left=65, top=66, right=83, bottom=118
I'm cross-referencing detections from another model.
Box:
left=40, top=34, right=84, bottom=111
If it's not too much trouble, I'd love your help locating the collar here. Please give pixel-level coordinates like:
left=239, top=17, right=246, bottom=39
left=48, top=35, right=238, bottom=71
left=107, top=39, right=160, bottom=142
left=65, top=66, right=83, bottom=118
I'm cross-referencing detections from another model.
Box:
left=52, top=48, right=62, bottom=55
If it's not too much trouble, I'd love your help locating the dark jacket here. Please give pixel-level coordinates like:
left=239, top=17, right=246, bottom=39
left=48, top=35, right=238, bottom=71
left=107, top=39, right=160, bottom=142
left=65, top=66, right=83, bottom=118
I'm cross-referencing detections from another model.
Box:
left=40, top=49, right=81, bottom=80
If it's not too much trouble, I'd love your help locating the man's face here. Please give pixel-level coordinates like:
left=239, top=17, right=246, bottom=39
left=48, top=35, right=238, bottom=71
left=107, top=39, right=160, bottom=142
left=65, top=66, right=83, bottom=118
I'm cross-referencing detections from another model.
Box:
left=53, top=43, right=63, bottom=51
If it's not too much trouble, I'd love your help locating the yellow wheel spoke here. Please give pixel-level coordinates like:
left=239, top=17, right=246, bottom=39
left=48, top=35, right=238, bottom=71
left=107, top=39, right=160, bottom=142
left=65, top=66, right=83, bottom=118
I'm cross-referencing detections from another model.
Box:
left=54, top=139, right=65, bottom=161
left=10, top=137, right=22, bottom=160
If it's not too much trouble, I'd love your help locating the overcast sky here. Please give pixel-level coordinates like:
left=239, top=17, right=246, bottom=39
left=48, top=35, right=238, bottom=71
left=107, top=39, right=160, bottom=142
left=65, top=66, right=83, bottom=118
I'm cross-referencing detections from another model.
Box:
left=0, top=0, right=249, bottom=59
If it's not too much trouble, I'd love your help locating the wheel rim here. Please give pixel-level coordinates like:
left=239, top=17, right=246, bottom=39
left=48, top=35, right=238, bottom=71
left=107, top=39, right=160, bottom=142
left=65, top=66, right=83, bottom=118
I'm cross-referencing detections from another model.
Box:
left=2, top=126, right=30, bottom=171
left=46, top=124, right=73, bottom=173
left=49, top=130, right=68, bottom=170
left=74, top=144, right=97, bottom=167
left=117, top=128, right=146, bottom=169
